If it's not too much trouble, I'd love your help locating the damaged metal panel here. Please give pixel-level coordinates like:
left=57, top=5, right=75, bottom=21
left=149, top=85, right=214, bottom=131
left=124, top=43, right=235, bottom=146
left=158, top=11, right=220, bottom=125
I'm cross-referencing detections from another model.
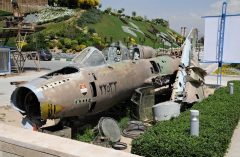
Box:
left=10, top=34, right=209, bottom=128
left=183, top=82, right=205, bottom=104
left=171, top=29, right=207, bottom=104
left=11, top=45, right=180, bottom=127
left=131, top=86, right=155, bottom=122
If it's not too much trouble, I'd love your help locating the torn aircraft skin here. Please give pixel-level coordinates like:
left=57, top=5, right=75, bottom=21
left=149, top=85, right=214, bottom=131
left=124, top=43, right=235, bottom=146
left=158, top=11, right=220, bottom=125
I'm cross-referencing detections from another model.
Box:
left=11, top=29, right=207, bottom=127
left=11, top=46, right=181, bottom=127
left=170, top=29, right=208, bottom=104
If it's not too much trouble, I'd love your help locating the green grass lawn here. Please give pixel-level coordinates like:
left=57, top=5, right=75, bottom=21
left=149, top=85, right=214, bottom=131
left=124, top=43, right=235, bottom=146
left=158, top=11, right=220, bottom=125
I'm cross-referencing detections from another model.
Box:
left=41, top=21, right=68, bottom=35
left=88, top=14, right=129, bottom=41
left=87, top=14, right=178, bottom=48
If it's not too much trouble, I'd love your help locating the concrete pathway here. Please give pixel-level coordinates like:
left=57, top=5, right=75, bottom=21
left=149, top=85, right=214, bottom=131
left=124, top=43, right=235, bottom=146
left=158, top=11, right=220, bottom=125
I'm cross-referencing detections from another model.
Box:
left=205, top=75, right=240, bottom=86
left=226, top=122, right=240, bottom=157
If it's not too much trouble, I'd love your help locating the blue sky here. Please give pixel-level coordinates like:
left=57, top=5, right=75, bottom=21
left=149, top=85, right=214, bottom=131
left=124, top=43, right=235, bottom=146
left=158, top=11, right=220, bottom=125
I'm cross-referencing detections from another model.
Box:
left=100, top=0, right=240, bottom=36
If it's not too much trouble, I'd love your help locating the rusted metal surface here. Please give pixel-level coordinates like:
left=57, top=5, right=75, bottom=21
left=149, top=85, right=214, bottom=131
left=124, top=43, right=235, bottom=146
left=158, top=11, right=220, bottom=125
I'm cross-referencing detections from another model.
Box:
left=131, top=86, right=155, bottom=121
left=11, top=46, right=180, bottom=126
left=171, top=29, right=207, bottom=104
left=11, top=30, right=208, bottom=127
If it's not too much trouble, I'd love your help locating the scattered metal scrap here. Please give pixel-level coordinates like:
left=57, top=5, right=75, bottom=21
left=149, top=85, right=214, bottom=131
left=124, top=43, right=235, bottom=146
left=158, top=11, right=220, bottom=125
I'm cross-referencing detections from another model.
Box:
left=122, top=121, right=148, bottom=139
left=92, top=117, right=127, bottom=150
left=171, top=29, right=207, bottom=104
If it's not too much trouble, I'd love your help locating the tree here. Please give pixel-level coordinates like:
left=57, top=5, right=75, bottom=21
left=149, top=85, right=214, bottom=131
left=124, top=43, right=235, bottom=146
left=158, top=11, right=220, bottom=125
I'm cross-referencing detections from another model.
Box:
left=152, top=18, right=169, bottom=27
left=52, top=0, right=100, bottom=8
left=78, top=0, right=100, bottom=9
left=144, top=15, right=148, bottom=21
left=117, top=9, right=123, bottom=14
left=132, top=11, right=136, bottom=17
left=104, top=7, right=112, bottom=14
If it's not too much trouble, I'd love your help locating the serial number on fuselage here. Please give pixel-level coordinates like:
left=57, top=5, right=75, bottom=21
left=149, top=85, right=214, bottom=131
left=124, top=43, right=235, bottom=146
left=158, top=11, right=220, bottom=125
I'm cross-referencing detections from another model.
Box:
left=99, top=81, right=117, bottom=95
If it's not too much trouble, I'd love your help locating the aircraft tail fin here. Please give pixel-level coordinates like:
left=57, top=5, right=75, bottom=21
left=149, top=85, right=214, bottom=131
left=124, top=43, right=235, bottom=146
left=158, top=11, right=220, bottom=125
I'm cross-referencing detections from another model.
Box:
left=171, top=28, right=207, bottom=103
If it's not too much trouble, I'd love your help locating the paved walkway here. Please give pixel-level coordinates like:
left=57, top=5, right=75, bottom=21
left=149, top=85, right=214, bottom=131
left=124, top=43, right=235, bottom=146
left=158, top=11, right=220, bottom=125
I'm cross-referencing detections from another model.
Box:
left=226, top=122, right=240, bottom=157
left=0, top=70, right=49, bottom=106
left=0, top=63, right=239, bottom=156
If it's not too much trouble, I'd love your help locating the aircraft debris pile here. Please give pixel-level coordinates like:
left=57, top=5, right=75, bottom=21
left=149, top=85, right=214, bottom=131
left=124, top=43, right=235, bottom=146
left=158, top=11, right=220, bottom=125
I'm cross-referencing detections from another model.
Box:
left=10, top=29, right=208, bottom=132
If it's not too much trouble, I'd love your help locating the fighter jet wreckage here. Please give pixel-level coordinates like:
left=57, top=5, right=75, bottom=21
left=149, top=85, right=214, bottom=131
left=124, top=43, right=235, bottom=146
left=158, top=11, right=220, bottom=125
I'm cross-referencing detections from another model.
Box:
left=11, top=29, right=207, bottom=128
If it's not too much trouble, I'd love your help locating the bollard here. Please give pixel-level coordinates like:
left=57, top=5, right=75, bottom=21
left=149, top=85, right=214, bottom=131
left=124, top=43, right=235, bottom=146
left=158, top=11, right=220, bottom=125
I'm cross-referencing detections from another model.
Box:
left=190, top=110, right=199, bottom=137
left=229, top=83, right=234, bottom=95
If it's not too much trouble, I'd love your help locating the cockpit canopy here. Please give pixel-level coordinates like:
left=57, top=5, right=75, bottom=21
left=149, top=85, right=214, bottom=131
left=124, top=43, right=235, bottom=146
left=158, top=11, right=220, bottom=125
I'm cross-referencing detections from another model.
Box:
left=72, top=47, right=107, bottom=67
left=102, top=42, right=130, bottom=63
left=129, top=45, right=157, bottom=60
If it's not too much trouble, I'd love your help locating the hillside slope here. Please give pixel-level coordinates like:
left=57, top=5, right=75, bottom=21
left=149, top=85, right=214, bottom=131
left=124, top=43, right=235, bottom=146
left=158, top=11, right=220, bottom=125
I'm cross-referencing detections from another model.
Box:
left=87, top=14, right=181, bottom=48
left=1, top=8, right=182, bottom=51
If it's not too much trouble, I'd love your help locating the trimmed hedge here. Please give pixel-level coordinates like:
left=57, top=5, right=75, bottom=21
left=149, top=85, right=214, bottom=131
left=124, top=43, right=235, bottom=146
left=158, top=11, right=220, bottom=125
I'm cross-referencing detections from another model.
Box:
left=132, top=81, right=240, bottom=157
left=0, top=10, right=12, bottom=16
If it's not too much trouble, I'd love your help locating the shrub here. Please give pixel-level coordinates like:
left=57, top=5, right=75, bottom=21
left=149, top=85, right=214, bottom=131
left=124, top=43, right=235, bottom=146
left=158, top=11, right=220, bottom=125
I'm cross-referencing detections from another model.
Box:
left=64, top=38, right=72, bottom=48
left=48, top=42, right=55, bottom=49
left=26, top=33, right=47, bottom=50
left=71, top=40, right=79, bottom=45
left=62, top=47, right=68, bottom=53
left=0, top=10, right=12, bottom=16
left=230, top=64, right=240, bottom=70
left=104, top=7, right=112, bottom=14
left=76, top=128, right=95, bottom=143
left=132, top=81, right=240, bottom=157
left=152, top=18, right=169, bottom=27
left=56, top=42, right=63, bottom=49
left=110, top=12, right=121, bottom=17
left=79, top=44, right=87, bottom=50
left=147, top=28, right=155, bottom=35
left=71, top=44, right=77, bottom=51
left=75, top=45, right=82, bottom=52
left=22, top=43, right=36, bottom=51
left=77, top=8, right=102, bottom=27
left=62, top=26, right=82, bottom=39
left=144, top=33, right=154, bottom=41
left=55, top=15, right=71, bottom=22
left=132, top=16, right=143, bottom=21
left=59, top=38, right=65, bottom=45
left=120, top=18, right=128, bottom=25
left=88, top=28, right=96, bottom=34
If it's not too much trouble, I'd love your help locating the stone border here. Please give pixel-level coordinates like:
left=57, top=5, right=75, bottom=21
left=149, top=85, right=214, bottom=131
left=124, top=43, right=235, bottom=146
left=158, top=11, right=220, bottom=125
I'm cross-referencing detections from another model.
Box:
left=0, top=124, right=139, bottom=157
